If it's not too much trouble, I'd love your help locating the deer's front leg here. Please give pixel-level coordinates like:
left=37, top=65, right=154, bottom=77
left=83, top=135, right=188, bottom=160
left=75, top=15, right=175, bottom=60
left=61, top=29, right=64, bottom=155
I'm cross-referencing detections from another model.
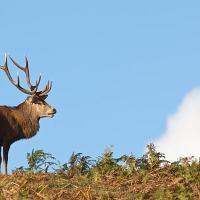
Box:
left=3, top=144, right=10, bottom=176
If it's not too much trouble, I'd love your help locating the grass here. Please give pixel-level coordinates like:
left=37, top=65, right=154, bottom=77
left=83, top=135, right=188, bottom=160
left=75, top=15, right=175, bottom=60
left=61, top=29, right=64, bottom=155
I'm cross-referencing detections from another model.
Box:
left=0, top=144, right=200, bottom=199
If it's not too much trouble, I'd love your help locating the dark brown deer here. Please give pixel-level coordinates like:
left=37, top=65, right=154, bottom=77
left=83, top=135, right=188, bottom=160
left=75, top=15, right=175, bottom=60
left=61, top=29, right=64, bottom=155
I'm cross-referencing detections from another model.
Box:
left=0, top=55, right=57, bottom=175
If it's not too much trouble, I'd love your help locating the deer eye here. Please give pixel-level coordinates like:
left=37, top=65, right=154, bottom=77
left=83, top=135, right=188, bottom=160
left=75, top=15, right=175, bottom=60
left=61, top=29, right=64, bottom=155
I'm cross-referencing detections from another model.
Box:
left=37, top=101, right=44, bottom=105
left=31, top=99, right=42, bottom=104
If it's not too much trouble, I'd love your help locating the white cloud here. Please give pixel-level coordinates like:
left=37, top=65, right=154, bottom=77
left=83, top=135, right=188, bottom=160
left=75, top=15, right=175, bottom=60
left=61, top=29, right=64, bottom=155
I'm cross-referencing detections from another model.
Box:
left=154, top=88, right=200, bottom=161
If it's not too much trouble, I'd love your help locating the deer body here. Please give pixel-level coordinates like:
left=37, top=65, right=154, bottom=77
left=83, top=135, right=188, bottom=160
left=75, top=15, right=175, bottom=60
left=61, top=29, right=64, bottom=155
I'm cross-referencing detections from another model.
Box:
left=0, top=104, right=39, bottom=142
left=0, top=56, right=56, bottom=175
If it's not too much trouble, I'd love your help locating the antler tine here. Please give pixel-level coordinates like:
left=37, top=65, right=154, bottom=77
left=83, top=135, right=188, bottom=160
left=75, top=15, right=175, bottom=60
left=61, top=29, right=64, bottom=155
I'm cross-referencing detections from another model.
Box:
left=9, top=56, right=34, bottom=90
left=38, top=81, right=52, bottom=97
left=9, top=55, right=25, bottom=71
left=0, top=55, right=38, bottom=95
left=0, top=55, right=17, bottom=86
left=0, top=54, right=7, bottom=69
left=35, top=75, right=41, bottom=92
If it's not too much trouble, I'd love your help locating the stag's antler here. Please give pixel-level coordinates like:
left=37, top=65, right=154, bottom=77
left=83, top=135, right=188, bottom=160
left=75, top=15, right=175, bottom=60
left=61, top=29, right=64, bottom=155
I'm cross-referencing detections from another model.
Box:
left=0, top=55, right=52, bottom=96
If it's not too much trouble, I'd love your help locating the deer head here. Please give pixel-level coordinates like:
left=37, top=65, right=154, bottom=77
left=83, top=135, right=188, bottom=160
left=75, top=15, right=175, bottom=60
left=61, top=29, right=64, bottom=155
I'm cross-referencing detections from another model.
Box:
left=0, top=55, right=57, bottom=119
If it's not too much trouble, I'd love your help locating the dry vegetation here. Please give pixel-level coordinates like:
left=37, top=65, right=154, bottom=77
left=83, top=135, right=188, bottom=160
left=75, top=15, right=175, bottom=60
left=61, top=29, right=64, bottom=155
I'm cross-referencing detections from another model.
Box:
left=0, top=144, right=200, bottom=199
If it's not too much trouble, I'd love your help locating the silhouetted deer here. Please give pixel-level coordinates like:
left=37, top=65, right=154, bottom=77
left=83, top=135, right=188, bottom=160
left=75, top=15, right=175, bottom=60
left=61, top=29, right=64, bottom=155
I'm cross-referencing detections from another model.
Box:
left=0, top=55, right=57, bottom=175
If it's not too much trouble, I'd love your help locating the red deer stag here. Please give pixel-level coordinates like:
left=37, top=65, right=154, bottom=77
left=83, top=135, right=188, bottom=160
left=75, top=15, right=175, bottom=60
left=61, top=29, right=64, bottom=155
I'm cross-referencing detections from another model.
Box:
left=0, top=55, right=57, bottom=175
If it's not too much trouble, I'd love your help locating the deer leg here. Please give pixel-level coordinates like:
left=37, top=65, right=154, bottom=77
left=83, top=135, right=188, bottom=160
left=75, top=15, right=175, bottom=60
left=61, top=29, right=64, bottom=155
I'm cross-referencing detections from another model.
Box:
left=3, top=144, right=10, bottom=175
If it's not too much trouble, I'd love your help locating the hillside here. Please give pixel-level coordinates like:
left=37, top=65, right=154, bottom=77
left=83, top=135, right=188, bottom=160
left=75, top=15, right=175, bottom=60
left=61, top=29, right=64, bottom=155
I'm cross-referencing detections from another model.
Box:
left=0, top=144, right=200, bottom=200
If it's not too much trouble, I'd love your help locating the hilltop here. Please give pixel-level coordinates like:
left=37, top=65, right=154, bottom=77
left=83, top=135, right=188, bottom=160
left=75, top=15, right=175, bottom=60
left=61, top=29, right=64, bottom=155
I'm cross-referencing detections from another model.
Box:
left=0, top=144, right=200, bottom=200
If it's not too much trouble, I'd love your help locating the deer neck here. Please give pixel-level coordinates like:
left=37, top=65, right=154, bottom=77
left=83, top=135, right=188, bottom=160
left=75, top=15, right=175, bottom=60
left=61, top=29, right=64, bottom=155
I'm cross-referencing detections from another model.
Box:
left=16, top=101, right=40, bottom=139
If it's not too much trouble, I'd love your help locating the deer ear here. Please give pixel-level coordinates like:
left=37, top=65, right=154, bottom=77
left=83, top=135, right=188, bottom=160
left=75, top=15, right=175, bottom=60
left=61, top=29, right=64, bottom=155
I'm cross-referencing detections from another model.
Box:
left=40, top=95, right=48, bottom=100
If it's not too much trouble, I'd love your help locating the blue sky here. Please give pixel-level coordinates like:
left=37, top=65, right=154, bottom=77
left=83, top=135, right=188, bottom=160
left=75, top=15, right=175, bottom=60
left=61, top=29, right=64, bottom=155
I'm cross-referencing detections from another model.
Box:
left=1, top=1, right=200, bottom=170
